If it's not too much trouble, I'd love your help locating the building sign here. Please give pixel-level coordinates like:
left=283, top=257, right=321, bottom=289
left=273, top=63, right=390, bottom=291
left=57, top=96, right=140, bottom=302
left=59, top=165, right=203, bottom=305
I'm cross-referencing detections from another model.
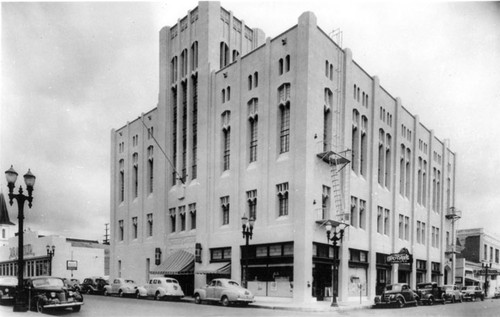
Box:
left=67, top=260, right=78, bottom=271
left=387, top=248, right=413, bottom=264
left=476, top=269, right=499, bottom=276
left=9, top=244, right=35, bottom=259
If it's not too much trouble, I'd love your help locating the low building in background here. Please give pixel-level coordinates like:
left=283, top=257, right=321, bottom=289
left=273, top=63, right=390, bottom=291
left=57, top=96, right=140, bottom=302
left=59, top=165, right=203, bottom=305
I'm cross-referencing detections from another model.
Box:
left=455, top=228, right=500, bottom=297
left=0, top=229, right=109, bottom=281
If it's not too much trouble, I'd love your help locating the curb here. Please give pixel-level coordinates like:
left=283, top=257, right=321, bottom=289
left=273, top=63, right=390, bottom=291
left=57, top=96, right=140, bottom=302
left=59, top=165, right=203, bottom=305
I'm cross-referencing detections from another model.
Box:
left=249, top=303, right=373, bottom=312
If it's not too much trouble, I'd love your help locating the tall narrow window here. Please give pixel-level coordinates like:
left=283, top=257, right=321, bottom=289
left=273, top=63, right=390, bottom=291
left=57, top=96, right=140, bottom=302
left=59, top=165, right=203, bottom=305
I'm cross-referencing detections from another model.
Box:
left=377, top=207, right=383, bottom=234
left=422, top=222, right=426, bottom=245
left=181, top=82, right=188, bottom=182
left=329, top=64, right=333, bottom=80
left=400, top=145, right=405, bottom=196
left=147, top=146, right=154, bottom=194
left=147, top=213, right=153, bottom=237
left=169, top=208, right=176, bottom=233
left=325, top=61, right=329, bottom=77
left=171, top=56, right=178, bottom=83
left=359, top=200, right=366, bottom=229
left=278, top=58, right=283, bottom=75
left=191, top=41, right=198, bottom=70
left=221, top=196, right=230, bottom=225
left=399, top=214, right=404, bottom=239
left=132, top=153, right=139, bottom=198
left=385, top=134, right=391, bottom=188
left=404, top=216, right=409, bottom=240
left=351, top=110, right=360, bottom=173
left=247, top=190, right=257, bottom=220
left=285, top=55, right=290, bottom=72
left=232, top=49, right=239, bottom=61
left=384, top=209, right=390, bottom=236
left=132, top=217, right=138, bottom=239
left=277, top=183, right=289, bottom=216
left=437, top=170, right=441, bottom=212
left=180, top=206, right=186, bottom=231
left=423, top=160, right=428, bottom=206
left=189, top=203, right=196, bottom=230
left=360, top=116, right=368, bottom=176
left=181, top=49, right=188, bottom=78
left=191, top=75, right=198, bottom=179
left=119, top=159, right=125, bottom=202
left=405, top=149, right=411, bottom=198
left=171, top=87, right=178, bottom=186
left=278, top=84, right=291, bottom=154
left=118, top=220, right=124, bottom=241
left=323, top=89, right=333, bottom=152
left=220, top=42, right=229, bottom=68
left=227, top=86, right=231, bottom=101
left=222, top=111, right=231, bottom=171
left=254, top=72, right=258, bottom=87
left=248, top=75, right=253, bottom=90
left=378, top=129, right=385, bottom=185
left=417, top=221, right=421, bottom=243
left=248, top=98, right=258, bottom=163
left=350, top=196, right=358, bottom=228
left=417, top=158, right=423, bottom=204
left=322, top=186, right=331, bottom=220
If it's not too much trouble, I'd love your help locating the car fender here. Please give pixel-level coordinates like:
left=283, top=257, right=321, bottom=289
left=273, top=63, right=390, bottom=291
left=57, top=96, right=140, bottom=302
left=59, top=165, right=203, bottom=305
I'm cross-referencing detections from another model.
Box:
left=103, top=285, right=112, bottom=292
left=193, top=289, right=207, bottom=299
left=136, top=286, right=147, bottom=296
left=157, top=287, right=168, bottom=297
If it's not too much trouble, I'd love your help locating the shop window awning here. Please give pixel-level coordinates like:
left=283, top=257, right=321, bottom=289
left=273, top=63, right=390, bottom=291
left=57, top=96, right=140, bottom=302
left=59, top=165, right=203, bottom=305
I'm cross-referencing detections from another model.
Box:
left=196, top=262, right=231, bottom=275
left=150, top=250, right=194, bottom=275
left=465, top=277, right=482, bottom=284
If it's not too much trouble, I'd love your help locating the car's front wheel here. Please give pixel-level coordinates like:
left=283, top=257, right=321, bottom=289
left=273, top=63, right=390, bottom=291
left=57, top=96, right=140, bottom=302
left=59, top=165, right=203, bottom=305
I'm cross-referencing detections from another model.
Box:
left=136, top=291, right=141, bottom=299
left=396, top=298, right=404, bottom=308
left=104, top=289, right=109, bottom=296
left=36, top=299, right=44, bottom=313
left=155, top=292, right=161, bottom=301
left=221, top=296, right=230, bottom=307
left=194, top=294, right=202, bottom=304
left=428, top=297, right=434, bottom=306
left=73, top=305, right=81, bottom=312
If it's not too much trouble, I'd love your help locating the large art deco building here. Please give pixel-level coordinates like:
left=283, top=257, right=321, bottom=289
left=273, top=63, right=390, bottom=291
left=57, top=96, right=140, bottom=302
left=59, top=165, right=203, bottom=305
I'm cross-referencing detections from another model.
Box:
left=110, top=1, right=458, bottom=303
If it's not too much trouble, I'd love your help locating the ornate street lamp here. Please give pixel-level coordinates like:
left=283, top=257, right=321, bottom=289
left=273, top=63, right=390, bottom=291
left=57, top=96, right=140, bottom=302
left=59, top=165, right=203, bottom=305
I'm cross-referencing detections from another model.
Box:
left=5, top=165, right=36, bottom=312
left=324, top=220, right=349, bottom=307
left=46, top=245, right=56, bottom=276
left=241, top=213, right=255, bottom=288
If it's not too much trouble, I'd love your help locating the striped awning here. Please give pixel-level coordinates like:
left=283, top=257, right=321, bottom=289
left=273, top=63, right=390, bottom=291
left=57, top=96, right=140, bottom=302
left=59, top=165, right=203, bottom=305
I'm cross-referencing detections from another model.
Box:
left=150, top=250, right=194, bottom=275
left=196, top=262, right=231, bottom=275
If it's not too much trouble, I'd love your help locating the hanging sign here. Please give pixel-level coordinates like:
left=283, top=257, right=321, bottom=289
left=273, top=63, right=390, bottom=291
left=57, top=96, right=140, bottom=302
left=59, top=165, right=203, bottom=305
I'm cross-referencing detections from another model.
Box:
left=387, top=248, right=413, bottom=264
left=66, top=260, right=78, bottom=271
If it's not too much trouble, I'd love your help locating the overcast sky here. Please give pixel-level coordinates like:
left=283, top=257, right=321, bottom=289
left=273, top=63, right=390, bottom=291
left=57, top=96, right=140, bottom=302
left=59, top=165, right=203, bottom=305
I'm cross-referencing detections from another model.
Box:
left=1, top=1, right=499, bottom=242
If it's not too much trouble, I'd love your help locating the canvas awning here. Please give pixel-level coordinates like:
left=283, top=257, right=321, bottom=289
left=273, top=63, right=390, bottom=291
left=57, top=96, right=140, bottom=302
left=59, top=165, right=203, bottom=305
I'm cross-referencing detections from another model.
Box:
left=150, top=250, right=194, bottom=275
left=465, top=277, right=482, bottom=285
left=196, top=262, right=231, bottom=275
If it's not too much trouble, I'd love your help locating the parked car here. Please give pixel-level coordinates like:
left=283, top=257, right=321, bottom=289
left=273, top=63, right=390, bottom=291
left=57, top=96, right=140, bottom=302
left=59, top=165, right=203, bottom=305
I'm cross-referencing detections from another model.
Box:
left=373, top=283, right=419, bottom=308
left=80, top=277, right=108, bottom=295
left=416, top=282, right=446, bottom=305
left=0, top=276, right=17, bottom=303
left=104, top=278, right=139, bottom=297
left=493, top=287, right=500, bottom=298
left=442, top=284, right=463, bottom=303
left=24, top=276, right=83, bottom=313
left=136, top=277, right=184, bottom=301
left=63, top=278, right=80, bottom=290
left=193, top=278, right=254, bottom=307
left=461, top=285, right=484, bottom=301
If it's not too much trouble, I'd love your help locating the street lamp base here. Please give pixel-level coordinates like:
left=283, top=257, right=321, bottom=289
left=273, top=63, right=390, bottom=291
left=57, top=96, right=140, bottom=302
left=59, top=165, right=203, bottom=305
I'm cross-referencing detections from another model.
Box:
left=331, top=297, right=339, bottom=307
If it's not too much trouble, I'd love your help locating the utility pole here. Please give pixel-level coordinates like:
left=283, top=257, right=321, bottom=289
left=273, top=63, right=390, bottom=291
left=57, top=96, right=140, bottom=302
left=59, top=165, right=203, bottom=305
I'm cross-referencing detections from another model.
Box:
left=104, top=223, right=109, bottom=245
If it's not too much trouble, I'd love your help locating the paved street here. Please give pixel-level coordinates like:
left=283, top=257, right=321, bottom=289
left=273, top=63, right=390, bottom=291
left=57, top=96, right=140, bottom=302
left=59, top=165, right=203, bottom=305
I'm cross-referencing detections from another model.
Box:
left=2, top=295, right=500, bottom=317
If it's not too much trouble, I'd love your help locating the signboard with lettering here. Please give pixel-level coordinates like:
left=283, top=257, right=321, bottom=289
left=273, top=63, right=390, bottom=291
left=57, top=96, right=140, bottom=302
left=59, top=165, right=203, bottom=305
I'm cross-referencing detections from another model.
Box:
left=9, top=244, right=35, bottom=259
left=66, top=260, right=78, bottom=271
left=387, top=248, right=413, bottom=264
left=476, top=269, right=499, bottom=276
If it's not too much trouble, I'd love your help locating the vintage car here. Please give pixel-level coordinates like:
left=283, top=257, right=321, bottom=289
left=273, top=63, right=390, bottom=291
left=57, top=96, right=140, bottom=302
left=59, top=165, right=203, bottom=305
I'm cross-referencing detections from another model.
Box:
left=25, top=276, right=83, bottom=313
left=136, top=277, right=184, bottom=300
left=193, top=278, right=254, bottom=306
left=442, top=284, right=463, bottom=303
left=63, top=278, right=80, bottom=290
left=373, top=283, right=418, bottom=308
left=493, top=287, right=500, bottom=298
left=416, top=282, right=446, bottom=305
left=104, top=278, right=139, bottom=297
left=0, top=276, right=17, bottom=302
left=79, top=277, right=108, bottom=294
left=461, top=285, right=485, bottom=301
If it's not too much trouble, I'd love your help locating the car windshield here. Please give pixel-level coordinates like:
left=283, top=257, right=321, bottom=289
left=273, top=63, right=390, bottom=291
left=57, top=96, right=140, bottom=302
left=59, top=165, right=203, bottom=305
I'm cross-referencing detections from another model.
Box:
left=385, top=285, right=402, bottom=292
left=0, top=277, right=17, bottom=285
left=32, top=278, right=64, bottom=288
left=417, top=284, right=433, bottom=289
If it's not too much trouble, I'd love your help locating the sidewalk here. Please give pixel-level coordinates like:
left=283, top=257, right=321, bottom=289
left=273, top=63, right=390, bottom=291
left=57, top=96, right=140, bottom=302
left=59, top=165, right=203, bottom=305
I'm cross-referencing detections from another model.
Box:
left=183, top=296, right=373, bottom=312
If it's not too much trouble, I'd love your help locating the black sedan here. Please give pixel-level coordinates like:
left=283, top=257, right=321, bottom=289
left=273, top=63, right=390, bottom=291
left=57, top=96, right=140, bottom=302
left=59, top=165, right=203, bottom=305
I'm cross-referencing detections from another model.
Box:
left=24, top=276, right=83, bottom=313
left=0, top=276, right=17, bottom=303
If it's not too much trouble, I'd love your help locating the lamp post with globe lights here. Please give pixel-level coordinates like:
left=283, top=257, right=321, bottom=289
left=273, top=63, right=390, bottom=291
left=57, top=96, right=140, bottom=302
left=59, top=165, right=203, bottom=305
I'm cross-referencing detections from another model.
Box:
left=241, top=213, right=255, bottom=288
left=324, top=220, right=348, bottom=307
left=46, top=245, right=56, bottom=276
left=5, top=165, right=36, bottom=312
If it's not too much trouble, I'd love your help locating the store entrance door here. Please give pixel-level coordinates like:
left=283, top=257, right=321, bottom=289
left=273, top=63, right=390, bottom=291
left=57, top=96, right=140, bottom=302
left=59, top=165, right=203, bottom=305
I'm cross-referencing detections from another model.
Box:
left=312, top=263, right=333, bottom=301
